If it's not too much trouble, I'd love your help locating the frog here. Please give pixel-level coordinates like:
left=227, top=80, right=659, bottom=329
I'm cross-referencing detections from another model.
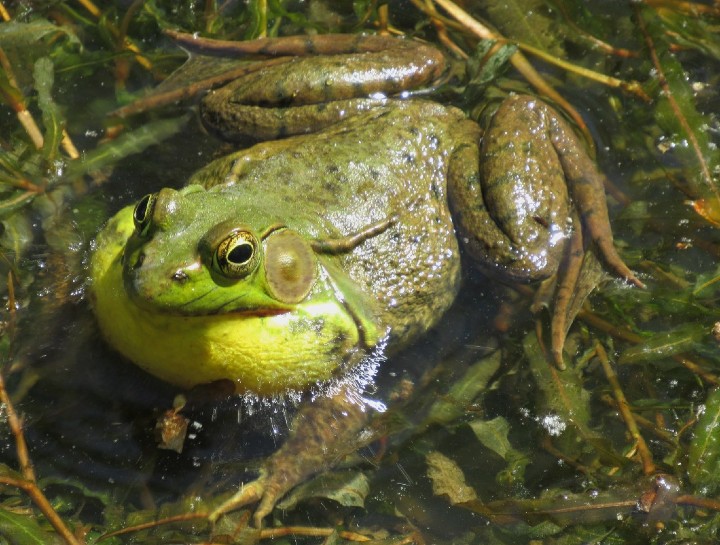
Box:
left=89, top=32, right=643, bottom=526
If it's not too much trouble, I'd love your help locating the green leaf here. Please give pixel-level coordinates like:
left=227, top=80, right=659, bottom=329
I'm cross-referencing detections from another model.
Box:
left=688, top=388, right=720, bottom=493
left=525, top=333, right=592, bottom=440
left=0, top=21, right=79, bottom=48
left=469, top=416, right=529, bottom=488
left=485, top=0, right=565, bottom=56
left=0, top=508, right=60, bottom=545
left=469, top=416, right=514, bottom=460
left=525, top=333, right=624, bottom=465
left=656, top=9, right=720, bottom=61
left=33, top=57, right=64, bottom=163
left=641, top=7, right=720, bottom=204
left=618, top=323, right=707, bottom=365
left=277, top=470, right=369, bottom=510
left=0, top=21, right=79, bottom=90
left=463, top=40, right=517, bottom=108
left=65, top=115, right=190, bottom=179
left=426, top=451, right=477, bottom=505
left=423, top=351, right=501, bottom=427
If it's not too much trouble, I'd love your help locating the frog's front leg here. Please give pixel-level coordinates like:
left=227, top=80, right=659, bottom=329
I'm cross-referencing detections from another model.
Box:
left=210, top=389, right=369, bottom=527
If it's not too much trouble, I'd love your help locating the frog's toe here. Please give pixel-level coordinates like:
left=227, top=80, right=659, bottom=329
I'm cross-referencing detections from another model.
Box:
left=209, top=475, right=266, bottom=524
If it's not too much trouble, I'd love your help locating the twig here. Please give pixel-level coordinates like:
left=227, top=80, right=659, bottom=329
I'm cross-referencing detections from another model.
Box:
left=75, top=0, right=152, bottom=71
left=0, top=476, right=83, bottom=545
left=594, top=342, right=656, bottom=475
left=259, top=526, right=372, bottom=541
left=0, top=272, right=81, bottom=544
left=98, top=512, right=208, bottom=540
left=578, top=310, right=720, bottom=385
left=0, top=1, right=10, bottom=21
left=642, top=0, right=720, bottom=17
left=0, top=48, right=45, bottom=150
left=599, top=394, right=676, bottom=445
left=515, top=41, right=649, bottom=101
left=427, top=0, right=594, bottom=144
left=0, top=371, right=35, bottom=483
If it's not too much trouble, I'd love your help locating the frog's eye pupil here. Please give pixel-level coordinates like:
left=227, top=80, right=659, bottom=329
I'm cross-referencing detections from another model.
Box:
left=133, top=194, right=156, bottom=235
left=227, top=242, right=253, bottom=264
left=215, top=230, right=260, bottom=278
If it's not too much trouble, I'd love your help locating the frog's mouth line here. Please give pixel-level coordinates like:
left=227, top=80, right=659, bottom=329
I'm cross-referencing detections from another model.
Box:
left=129, top=291, right=293, bottom=318
left=124, top=273, right=295, bottom=317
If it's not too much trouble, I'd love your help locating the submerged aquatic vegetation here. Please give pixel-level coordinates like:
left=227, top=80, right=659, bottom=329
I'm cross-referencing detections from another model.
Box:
left=0, top=0, right=717, bottom=543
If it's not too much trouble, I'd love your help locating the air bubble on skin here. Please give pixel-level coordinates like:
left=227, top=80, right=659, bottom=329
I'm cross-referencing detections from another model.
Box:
left=235, top=336, right=389, bottom=417
left=548, top=225, right=567, bottom=246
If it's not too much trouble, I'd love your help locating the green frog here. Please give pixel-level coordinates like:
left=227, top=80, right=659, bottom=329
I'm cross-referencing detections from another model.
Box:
left=89, top=33, right=642, bottom=525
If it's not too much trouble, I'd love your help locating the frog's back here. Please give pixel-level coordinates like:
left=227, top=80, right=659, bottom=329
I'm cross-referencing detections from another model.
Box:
left=190, top=100, right=477, bottom=346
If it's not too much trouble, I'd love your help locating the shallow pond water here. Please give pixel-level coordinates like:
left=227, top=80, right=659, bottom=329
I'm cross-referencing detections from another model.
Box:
left=0, top=1, right=719, bottom=544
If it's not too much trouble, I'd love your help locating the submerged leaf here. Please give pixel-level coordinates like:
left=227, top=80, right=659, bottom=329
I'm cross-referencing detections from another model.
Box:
left=618, top=323, right=706, bottom=365
left=426, top=451, right=477, bottom=504
left=277, top=470, right=369, bottom=510
left=0, top=21, right=78, bottom=48
left=525, top=333, right=591, bottom=442
left=640, top=8, right=720, bottom=214
left=423, top=351, right=501, bottom=427
left=484, top=0, right=565, bottom=56
left=0, top=508, right=60, bottom=545
left=33, top=57, right=64, bottom=163
left=66, top=116, right=190, bottom=178
left=469, top=416, right=529, bottom=488
left=688, top=388, right=720, bottom=494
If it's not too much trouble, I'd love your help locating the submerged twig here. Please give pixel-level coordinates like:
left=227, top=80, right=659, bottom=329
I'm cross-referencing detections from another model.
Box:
left=578, top=310, right=720, bottom=385
left=0, top=1, right=10, bottom=22
left=642, top=0, right=720, bottom=17
left=599, top=394, right=676, bottom=445
left=0, top=48, right=44, bottom=150
left=426, top=0, right=592, bottom=145
left=0, top=368, right=82, bottom=544
left=595, top=342, right=656, bottom=475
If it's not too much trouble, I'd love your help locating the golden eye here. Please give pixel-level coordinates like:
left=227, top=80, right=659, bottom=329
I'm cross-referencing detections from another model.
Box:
left=214, top=230, right=260, bottom=278
left=132, top=194, right=156, bottom=236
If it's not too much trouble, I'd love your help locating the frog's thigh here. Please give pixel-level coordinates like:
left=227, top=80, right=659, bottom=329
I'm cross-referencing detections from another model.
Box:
left=448, top=116, right=567, bottom=283
left=512, top=95, right=643, bottom=288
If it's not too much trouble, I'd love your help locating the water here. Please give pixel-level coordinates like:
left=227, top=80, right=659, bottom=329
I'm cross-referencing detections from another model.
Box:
left=1, top=1, right=719, bottom=543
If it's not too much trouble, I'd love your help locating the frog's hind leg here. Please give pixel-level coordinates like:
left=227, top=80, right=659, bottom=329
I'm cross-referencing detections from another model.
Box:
left=533, top=96, right=644, bottom=290
left=532, top=211, right=607, bottom=368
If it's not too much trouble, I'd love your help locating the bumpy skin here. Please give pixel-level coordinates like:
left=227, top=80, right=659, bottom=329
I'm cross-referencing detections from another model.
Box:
left=91, top=101, right=473, bottom=396
left=90, top=33, right=641, bottom=526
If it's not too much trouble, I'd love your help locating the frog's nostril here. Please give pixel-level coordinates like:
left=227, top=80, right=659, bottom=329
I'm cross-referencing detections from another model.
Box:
left=533, top=215, right=549, bottom=228
left=172, top=270, right=189, bottom=284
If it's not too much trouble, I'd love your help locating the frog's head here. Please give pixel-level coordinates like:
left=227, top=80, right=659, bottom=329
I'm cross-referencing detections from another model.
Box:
left=89, top=185, right=380, bottom=396
left=123, top=185, right=317, bottom=316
